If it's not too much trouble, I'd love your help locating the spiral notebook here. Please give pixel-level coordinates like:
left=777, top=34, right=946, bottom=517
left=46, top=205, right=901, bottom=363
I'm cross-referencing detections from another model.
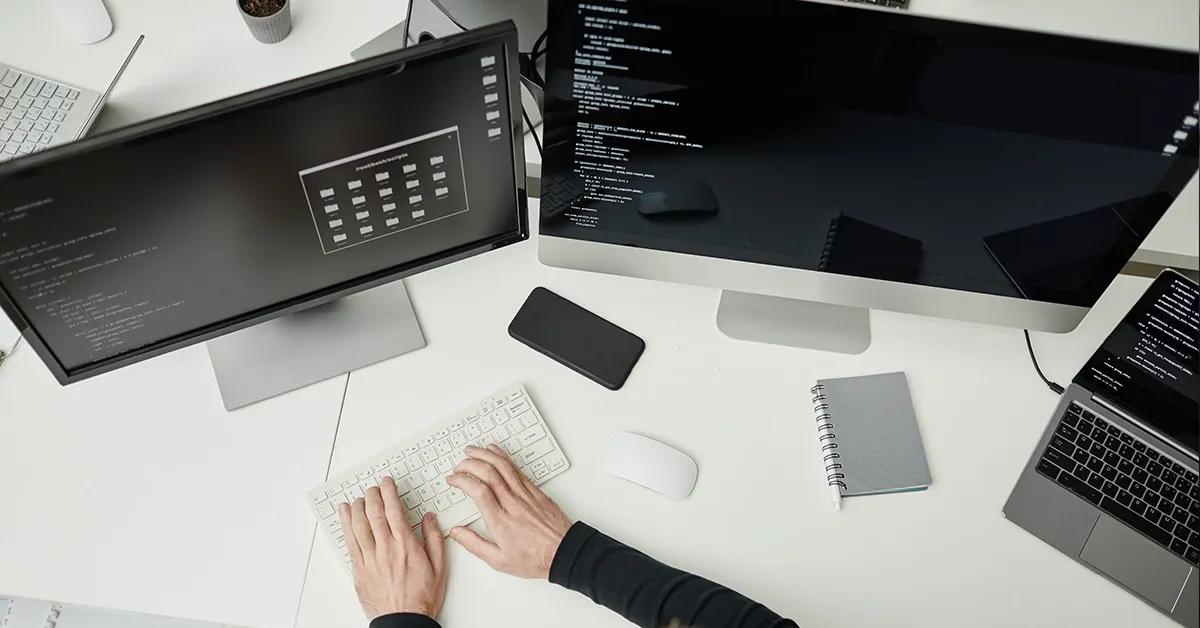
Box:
left=811, top=372, right=931, bottom=498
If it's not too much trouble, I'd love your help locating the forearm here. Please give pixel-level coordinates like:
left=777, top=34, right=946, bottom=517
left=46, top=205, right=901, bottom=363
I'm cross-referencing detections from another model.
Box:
left=550, top=522, right=798, bottom=628
left=369, top=613, right=441, bottom=628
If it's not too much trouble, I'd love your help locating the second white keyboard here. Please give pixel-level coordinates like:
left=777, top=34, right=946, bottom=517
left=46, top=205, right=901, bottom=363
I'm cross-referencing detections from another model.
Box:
left=307, top=383, right=570, bottom=571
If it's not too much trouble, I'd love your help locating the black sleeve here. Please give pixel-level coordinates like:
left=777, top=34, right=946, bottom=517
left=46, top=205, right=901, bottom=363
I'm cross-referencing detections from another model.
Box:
left=549, top=522, right=798, bottom=628
left=368, top=613, right=441, bottom=628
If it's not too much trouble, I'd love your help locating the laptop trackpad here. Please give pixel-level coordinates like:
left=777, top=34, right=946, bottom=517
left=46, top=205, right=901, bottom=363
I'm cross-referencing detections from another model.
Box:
left=1080, top=515, right=1190, bottom=611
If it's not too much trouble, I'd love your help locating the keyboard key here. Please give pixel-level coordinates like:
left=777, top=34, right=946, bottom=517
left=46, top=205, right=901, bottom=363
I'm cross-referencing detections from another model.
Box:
left=1131, top=498, right=1148, bottom=516
left=1050, top=435, right=1074, bottom=455
left=1089, top=443, right=1105, bottom=457
left=1087, top=472, right=1105, bottom=490
left=54, top=84, right=69, bottom=98
left=1115, top=474, right=1132, bottom=490
left=1186, top=547, right=1199, bottom=565
left=1131, top=482, right=1146, bottom=499
left=40, top=83, right=56, bottom=98
left=1062, top=412, right=1079, bottom=427
left=1102, top=481, right=1118, bottom=498
left=1162, top=485, right=1178, bottom=501
left=1132, top=440, right=1147, bottom=453
left=1146, top=508, right=1162, bottom=526
left=1148, top=476, right=1164, bottom=492
left=1160, top=516, right=1176, bottom=536
left=1188, top=471, right=1199, bottom=484
left=1043, top=447, right=1075, bottom=472
left=1073, top=467, right=1091, bottom=484
left=1116, top=490, right=1133, bottom=506
left=1170, top=538, right=1188, bottom=557
left=316, top=501, right=335, bottom=518
left=1039, top=459, right=1061, bottom=482
left=1076, top=434, right=1092, bottom=450
left=1119, top=433, right=1133, bottom=445
left=1148, top=461, right=1164, bottom=476
left=0, top=71, right=18, bottom=87
left=1173, top=462, right=1187, bottom=476
left=1101, top=465, right=1117, bottom=481
left=12, top=75, right=30, bottom=98
left=1117, top=459, right=1134, bottom=475
left=1104, top=452, right=1120, bottom=467
left=518, top=424, right=548, bottom=448
left=1105, top=435, right=1119, bottom=449
left=1177, top=476, right=1192, bottom=492
left=1132, top=468, right=1149, bottom=484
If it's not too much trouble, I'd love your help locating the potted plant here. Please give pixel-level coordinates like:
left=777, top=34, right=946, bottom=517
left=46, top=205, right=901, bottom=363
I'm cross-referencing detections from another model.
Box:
left=236, top=0, right=292, bottom=44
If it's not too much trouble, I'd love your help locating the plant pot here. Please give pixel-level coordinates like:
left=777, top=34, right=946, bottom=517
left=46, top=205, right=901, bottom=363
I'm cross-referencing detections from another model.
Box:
left=237, top=0, right=292, bottom=44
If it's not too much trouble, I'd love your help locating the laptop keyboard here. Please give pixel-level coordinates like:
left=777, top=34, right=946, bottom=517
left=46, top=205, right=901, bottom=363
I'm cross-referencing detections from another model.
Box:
left=1037, top=401, right=1200, bottom=566
left=0, top=68, right=80, bottom=161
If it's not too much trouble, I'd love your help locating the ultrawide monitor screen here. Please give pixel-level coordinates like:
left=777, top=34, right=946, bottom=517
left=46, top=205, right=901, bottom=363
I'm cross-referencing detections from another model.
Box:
left=541, top=0, right=1199, bottom=307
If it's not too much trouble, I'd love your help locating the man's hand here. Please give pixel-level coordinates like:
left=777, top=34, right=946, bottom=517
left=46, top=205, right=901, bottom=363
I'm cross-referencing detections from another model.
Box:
left=339, top=476, right=448, bottom=620
left=446, top=445, right=573, bottom=579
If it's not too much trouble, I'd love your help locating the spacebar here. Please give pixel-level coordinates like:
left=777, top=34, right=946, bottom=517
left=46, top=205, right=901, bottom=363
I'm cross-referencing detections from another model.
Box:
left=1099, top=497, right=1171, bottom=546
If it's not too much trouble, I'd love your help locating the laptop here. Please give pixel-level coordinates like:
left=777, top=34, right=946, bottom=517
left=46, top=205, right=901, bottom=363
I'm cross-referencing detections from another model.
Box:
left=0, top=35, right=142, bottom=162
left=1005, top=269, right=1200, bottom=627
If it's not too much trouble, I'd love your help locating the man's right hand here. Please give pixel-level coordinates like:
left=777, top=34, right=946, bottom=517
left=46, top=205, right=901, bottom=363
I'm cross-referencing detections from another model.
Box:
left=446, top=445, right=573, bottom=579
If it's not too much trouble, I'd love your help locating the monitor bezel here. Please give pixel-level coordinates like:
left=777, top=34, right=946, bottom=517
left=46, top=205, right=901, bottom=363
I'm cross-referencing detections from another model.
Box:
left=0, top=21, right=528, bottom=385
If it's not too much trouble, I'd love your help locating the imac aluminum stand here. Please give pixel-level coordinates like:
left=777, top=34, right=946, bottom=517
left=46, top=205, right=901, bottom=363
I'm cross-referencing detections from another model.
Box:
left=207, top=280, right=426, bottom=410
left=716, top=290, right=871, bottom=354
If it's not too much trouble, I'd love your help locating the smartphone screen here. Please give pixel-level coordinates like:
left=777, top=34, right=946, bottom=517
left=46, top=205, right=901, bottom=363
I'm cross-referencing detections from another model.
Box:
left=508, top=287, right=645, bottom=390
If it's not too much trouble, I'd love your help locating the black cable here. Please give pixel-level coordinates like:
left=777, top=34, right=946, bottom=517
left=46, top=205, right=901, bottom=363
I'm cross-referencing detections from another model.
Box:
left=522, top=107, right=543, bottom=157
left=424, top=4, right=544, bottom=158
left=1024, top=330, right=1064, bottom=395
left=531, top=29, right=548, bottom=61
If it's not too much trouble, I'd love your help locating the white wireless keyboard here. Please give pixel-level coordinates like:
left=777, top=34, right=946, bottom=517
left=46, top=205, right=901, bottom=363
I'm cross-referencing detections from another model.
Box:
left=307, top=384, right=570, bottom=571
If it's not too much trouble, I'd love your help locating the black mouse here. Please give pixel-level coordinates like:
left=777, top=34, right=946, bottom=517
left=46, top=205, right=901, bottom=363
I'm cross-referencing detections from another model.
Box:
left=635, top=180, right=719, bottom=217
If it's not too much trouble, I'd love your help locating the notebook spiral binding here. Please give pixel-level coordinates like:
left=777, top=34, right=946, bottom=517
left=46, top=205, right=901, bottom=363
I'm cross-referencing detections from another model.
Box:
left=811, top=384, right=845, bottom=489
left=43, top=604, right=64, bottom=628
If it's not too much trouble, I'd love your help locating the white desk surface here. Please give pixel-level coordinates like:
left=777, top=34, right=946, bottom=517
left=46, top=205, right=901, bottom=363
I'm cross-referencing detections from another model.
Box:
left=1, top=2, right=1197, bottom=628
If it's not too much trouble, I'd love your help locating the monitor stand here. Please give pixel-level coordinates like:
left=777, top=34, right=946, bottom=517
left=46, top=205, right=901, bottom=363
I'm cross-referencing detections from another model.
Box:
left=715, top=290, right=871, bottom=354
left=206, top=280, right=426, bottom=411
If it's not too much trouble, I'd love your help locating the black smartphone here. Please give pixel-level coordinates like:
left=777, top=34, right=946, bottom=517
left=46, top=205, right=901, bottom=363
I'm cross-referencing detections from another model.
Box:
left=508, top=287, right=645, bottom=390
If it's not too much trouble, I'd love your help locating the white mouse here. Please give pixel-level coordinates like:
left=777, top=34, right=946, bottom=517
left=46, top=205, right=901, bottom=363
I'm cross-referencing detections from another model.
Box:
left=603, top=432, right=698, bottom=501
left=50, top=0, right=114, bottom=45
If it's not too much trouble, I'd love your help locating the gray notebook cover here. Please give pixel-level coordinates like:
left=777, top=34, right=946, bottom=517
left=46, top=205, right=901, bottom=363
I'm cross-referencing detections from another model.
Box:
left=818, top=372, right=931, bottom=497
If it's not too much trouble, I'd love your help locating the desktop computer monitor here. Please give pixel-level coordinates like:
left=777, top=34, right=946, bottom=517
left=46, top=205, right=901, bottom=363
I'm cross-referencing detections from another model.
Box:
left=538, top=0, right=1200, bottom=353
left=0, top=23, right=527, bottom=409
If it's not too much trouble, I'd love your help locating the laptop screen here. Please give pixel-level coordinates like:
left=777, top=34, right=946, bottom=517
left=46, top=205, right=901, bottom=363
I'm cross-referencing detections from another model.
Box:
left=1074, top=271, right=1199, bottom=457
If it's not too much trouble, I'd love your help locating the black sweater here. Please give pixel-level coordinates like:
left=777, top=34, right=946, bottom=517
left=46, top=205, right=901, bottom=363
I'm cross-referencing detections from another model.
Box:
left=370, top=522, right=797, bottom=628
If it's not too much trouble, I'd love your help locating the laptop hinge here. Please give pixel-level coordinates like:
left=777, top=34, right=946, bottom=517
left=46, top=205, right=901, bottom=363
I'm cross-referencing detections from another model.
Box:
left=1091, top=393, right=1199, bottom=462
